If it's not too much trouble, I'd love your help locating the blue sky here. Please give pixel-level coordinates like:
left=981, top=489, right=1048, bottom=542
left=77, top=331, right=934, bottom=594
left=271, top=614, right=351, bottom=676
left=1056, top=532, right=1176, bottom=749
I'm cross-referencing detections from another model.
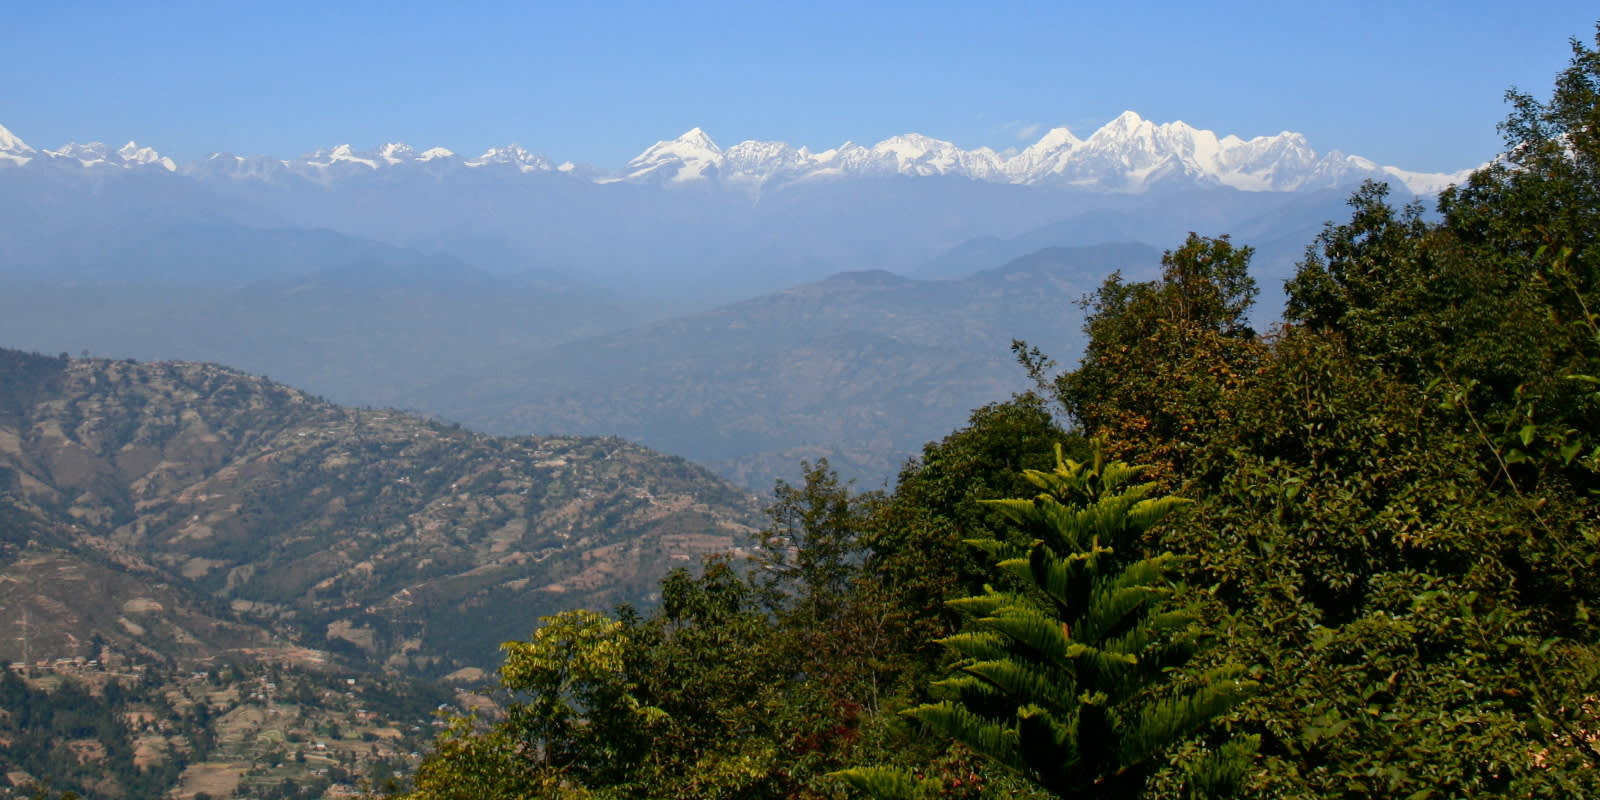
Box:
left=2, top=1, right=1595, bottom=173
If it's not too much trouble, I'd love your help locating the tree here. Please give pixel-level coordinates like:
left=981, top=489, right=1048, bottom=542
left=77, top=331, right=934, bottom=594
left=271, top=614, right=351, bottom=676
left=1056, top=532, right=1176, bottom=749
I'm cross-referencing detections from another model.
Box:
left=1058, top=234, right=1262, bottom=484
left=403, top=609, right=645, bottom=800
left=619, top=560, right=808, bottom=800
left=838, top=446, right=1255, bottom=798
left=860, top=396, right=1077, bottom=691
left=755, top=459, right=878, bottom=627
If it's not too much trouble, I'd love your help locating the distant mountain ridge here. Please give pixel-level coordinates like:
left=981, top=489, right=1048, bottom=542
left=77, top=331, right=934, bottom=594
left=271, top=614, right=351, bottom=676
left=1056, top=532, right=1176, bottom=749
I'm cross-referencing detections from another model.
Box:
left=408, top=243, right=1165, bottom=488
left=0, top=112, right=1472, bottom=194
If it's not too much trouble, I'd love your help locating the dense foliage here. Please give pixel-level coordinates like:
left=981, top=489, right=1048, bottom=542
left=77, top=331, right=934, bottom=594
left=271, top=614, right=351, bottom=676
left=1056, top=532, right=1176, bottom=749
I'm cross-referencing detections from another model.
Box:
left=398, top=25, right=1600, bottom=799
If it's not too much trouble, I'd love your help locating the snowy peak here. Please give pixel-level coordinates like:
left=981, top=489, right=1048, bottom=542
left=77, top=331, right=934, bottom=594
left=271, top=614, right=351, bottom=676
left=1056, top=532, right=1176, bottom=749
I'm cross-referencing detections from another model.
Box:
left=1099, top=109, right=1152, bottom=137
left=39, top=140, right=176, bottom=171
left=867, top=133, right=1004, bottom=178
left=308, top=144, right=380, bottom=169
left=0, top=122, right=34, bottom=166
left=673, top=127, right=720, bottom=153
left=721, top=139, right=809, bottom=184
left=1002, top=126, right=1083, bottom=182
left=467, top=144, right=552, bottom=173
left=377, top=142, right=416, bottom=164
left=626, top=128, right=726, bottom=182
left=285, top=142, right=476, bottom=179
left=117, top=141, right=177, bottom=171
left=372, top=143, right=459, bottom=165
left=1381, top=163, right=1479, bottom=195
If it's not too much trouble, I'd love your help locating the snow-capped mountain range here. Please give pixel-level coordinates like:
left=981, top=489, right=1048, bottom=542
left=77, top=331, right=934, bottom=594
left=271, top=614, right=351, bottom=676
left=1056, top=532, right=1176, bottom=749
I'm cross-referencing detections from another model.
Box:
left=0, top=112, right=1474, bottom=195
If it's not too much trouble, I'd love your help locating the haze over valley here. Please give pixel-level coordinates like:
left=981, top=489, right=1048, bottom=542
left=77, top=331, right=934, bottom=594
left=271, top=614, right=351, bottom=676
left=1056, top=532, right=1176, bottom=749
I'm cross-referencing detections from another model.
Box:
left=0, top=113, right=1462, bottom=488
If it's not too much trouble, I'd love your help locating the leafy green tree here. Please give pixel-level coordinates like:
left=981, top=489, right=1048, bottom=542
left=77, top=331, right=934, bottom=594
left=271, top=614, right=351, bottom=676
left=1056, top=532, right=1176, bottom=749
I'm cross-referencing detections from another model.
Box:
left=618, top=561, right=822, bottom=799
left=497, top=609, right=651, bottom=772
left=756, top=459, right=879, bottom=630
left=1058, top=234, right=1262, bottom=485
left=403, top=609, right=647, bottom=799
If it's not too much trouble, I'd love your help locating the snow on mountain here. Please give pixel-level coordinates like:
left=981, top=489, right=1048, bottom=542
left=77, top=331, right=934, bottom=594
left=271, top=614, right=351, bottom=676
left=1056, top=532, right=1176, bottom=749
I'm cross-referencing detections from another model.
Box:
left=1001, top=126, right=1083, bottom=183
left=466, top=144, right=552, bottom=173
left=1012, top=111, right=1328, bottom=191
left=627, top=130, right=1008, bottom=188
left=988, top=111, right=1465, bottom=193
left=306, top=144, right=380, bottom=170
left=871, top=134, right=1005, bottom=179
left=0, top=122, right=35, bottom=166
left=377, top=143, right=416, bottom=165
left=36, top=140, right=176, bottom=171
left=1381, top=163, right=1480, bottom=195
left=117, top=141, right=178, bottom=171
left=1030, top=111, right=1207, bottom=189
left=720, top=139, right=812, bottom=184
left=610, top=112, right=1467, bottom=194
left=1210, top=131, right=1321, bottom=191
left=624, top=128, right=724, bottom=182
left=44, top=142, right=117, bottom=167
left=183, top=152, right=292, bottom=182
left=0, top=116, right=1472, bottom=194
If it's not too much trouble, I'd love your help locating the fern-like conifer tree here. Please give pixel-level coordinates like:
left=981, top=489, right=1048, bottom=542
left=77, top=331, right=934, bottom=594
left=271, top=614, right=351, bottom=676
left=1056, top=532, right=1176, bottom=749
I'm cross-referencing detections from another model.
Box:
left=838, top=445, right=1255, bottom=799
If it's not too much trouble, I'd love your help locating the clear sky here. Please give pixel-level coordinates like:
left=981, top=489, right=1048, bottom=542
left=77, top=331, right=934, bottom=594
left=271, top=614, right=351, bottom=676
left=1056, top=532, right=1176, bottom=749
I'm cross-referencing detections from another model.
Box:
left=2, top=1, right=1595, bottom=174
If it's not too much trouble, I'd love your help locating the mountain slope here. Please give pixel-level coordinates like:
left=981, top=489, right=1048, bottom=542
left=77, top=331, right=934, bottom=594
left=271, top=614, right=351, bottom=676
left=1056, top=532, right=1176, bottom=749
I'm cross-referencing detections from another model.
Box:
left=0, top=349, right=760, bottom=676
left=406, top=243, right=1162, bottom=488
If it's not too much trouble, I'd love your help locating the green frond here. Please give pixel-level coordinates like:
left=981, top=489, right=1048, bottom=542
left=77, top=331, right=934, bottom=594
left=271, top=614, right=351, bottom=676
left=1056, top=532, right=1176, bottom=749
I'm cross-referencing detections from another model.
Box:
left=977, top=605, right=1073, bottom=662
left=1064, top=642, right=1141, bottom=693
left=829, top=766, right=941, bottom=800
left=1021, top=542, right=1110, bottom=613
left=937, top=630, right=1012, bottom=662
left=1126, top=495, right=1194, bottom=531
left=1097, top=610, right=1198, bottom=678
left=1097, top=460, right=1145, bottom=493
left=908, top=701, right=1026, bottom=772
left=933, top=673, right=1002, bottom=699
left=946, top=589, right=1028, bottom=619
left=1117, top=675, right=1257, bottom=767
left=965, top=535, right=1028, bottom=563
left=979, top=497, right=1041, bottom=527
left=1076, top=583, right=1169, bottom=647
left=1013, top=703, right=1083, bottom=787
left=997, top=555, right=1038, bottom=590
left=961, top=658, right=1077, bottom=712
left=1177, top=734, right=1261, bottom=800
left=1107, top=552, right=1184, bottom=590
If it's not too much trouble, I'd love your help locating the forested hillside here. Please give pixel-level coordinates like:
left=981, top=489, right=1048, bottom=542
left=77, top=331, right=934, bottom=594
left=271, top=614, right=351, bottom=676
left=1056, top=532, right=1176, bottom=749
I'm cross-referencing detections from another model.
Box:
left=394, top=26, right=1600, bottom=799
